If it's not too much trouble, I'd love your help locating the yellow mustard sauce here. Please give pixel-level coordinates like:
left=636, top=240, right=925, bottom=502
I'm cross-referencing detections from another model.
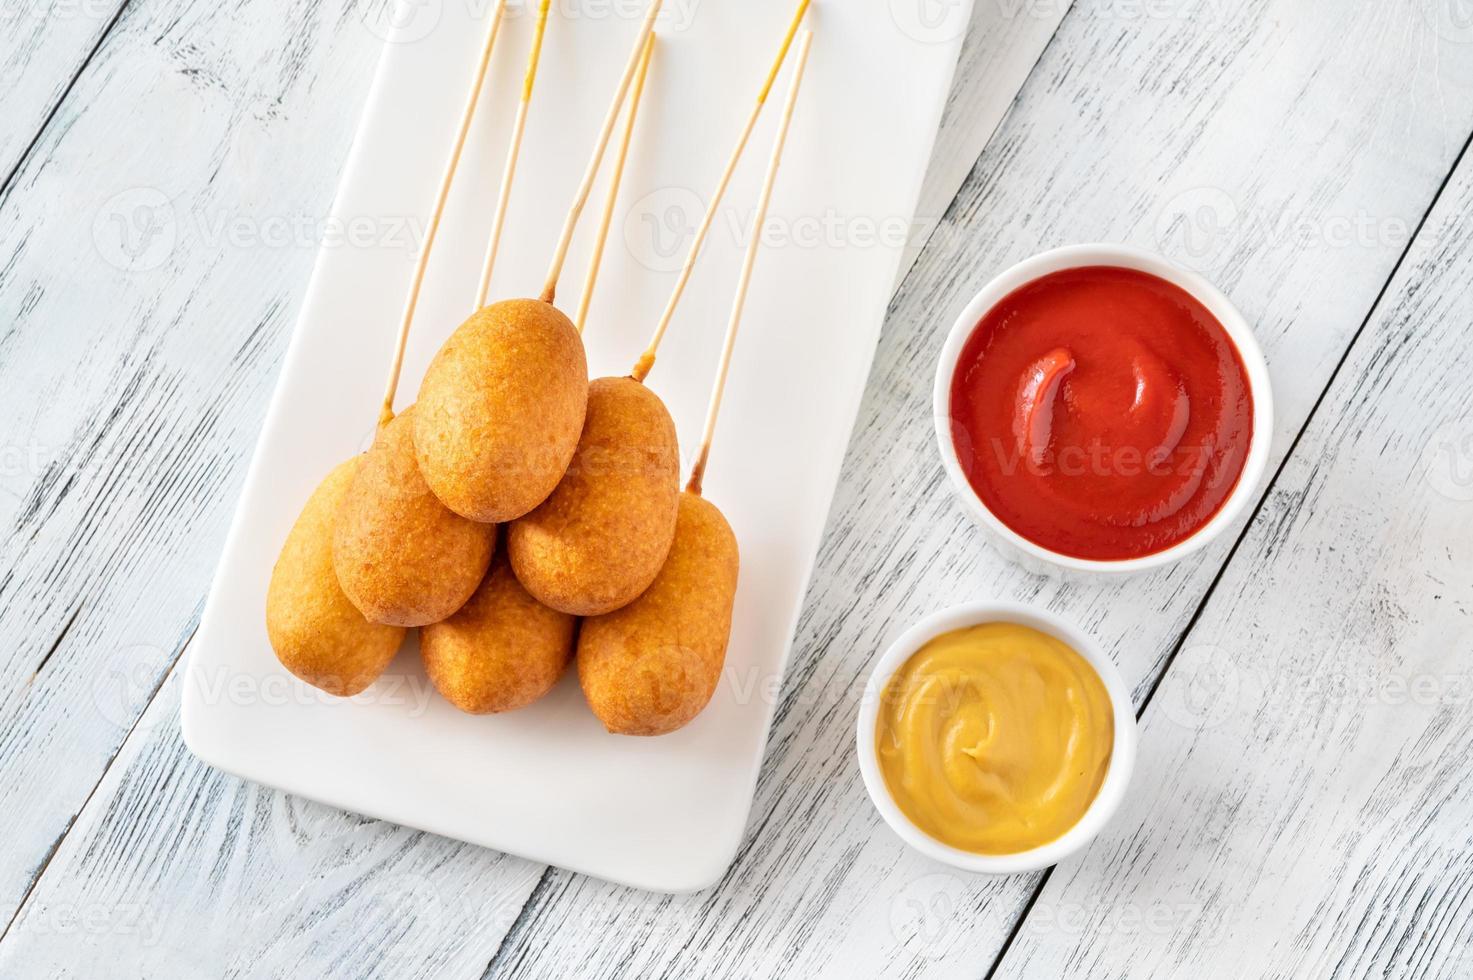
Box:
left=875, top=622, right=1114, bottom=854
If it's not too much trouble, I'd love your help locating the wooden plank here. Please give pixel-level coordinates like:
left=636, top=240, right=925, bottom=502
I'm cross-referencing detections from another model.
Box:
left=993, top=131, right=1473, bottom=980
left=0, top=1, right=124, bottom=188
left=473, top=2, right=1473, bottom=977
left=0, top=0, right=394, bottom=929
left=0, top=5, right=1467, bottom=980
left=899, top=0, right=1071, bottom=286
left=0, top=3, right=1064, bottom=974
left=0, top=669, right=543, bottom=977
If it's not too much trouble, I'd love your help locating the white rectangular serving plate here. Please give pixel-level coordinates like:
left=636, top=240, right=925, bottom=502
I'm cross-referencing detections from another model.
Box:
left=183, top=0, right=973, bottom=892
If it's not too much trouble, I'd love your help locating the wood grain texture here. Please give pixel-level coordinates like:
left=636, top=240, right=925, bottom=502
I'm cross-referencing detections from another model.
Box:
left=1, top=0, right=1472, bottom=977
left=0, top=0, right=125, bottom=189
left=993, top=126, right=1473, bottom=980
left=898, top=0, right=1069, bottom=286
left=476, top=1, right=1473, bottom=977
left=0, top=669, right=543, bottom=977
left=0, top=1, right=1050, bottom=974
left=0, top=0, right=393, bottom=934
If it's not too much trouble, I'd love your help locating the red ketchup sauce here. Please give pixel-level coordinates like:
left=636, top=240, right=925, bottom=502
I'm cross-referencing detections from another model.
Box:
left=949, top=266, right=1253, bottom=561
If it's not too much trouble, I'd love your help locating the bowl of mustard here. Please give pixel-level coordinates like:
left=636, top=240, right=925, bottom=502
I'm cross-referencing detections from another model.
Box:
left=856, top=601, right=1137, bottom=874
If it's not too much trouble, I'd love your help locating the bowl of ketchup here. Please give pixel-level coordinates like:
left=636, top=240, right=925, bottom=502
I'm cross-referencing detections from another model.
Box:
left=934, top=244, right=1272, bottom=574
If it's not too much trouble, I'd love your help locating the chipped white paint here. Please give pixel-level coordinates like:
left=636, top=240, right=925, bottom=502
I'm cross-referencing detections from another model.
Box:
left=996, top=125, right=1473, bottom=980
left=0, top=0, right=397, bottom=935
left=0, top=0, right=122, bottom=182
left=473, top=2, right=1473, bottom=976
left=1, top=0, right=1472, bottom=976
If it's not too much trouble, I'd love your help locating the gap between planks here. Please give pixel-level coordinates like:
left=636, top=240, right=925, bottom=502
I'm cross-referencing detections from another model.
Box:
left=0, top=618, right=196, bottom=950
left=8, top=0, right=1446, bottom=969
left=28, top=602, right=82, bottom=684
left=0, top=0, right=135, bottom=211
left=0, top=0, right=1083, bottom=957
left=977, top=119, right=1473, bottom=980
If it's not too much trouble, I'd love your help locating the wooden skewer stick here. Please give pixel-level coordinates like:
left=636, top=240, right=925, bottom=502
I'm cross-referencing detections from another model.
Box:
left=378, top=0, right=508, bottom=428
left=574, top=33, right=657, bottom=334
left=687, top=30, right=812, bottom=497
left=630, top=0, right=810, bottom=383
left=539, top=0, right=665, bottom=305
left=476, top=0, right=553, bottom=309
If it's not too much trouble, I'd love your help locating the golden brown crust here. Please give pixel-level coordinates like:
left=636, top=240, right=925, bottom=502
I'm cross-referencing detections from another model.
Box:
left=508, top=376, right=680, bottom=616
left=577, top=492, right=739, bottom=736
left=266, top=458, right=406, bottom=696
left=333, top=407, right=496, bottom=627
left=414, top=299, right=589, bottom=523
left=421, top=552, right=576, bottom=713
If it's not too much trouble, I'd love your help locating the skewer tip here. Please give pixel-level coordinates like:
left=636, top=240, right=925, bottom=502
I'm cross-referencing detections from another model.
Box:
left=631, top=351, right=656, bottom=383
left=684, top=466, right=705, bottom=497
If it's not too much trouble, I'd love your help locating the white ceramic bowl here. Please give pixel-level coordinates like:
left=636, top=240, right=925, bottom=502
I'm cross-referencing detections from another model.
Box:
left=932, top=243, right=1274, bottom=575
left=855, top=601, right=1137, bottom=874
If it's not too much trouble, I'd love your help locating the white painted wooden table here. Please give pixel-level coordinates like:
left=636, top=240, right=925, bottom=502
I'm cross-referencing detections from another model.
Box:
left=3, top=0, right=1472, bottom=976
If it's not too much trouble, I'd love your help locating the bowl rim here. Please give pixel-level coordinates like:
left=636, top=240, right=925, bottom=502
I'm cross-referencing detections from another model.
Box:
left=930, top=243, right=1274, bottom=574
left=855, top=600, right=1137, bottom=875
